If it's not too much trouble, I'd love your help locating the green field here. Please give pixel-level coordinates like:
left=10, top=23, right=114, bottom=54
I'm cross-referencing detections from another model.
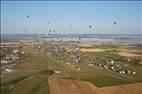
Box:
left=1, top=45, right=51, bottom=94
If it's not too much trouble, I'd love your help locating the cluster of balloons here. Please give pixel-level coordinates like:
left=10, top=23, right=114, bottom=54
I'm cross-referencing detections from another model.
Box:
left=24, top=15, right=117, bottom=33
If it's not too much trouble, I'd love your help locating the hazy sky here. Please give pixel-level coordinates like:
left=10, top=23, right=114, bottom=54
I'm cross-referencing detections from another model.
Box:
left=1, top=1, right=142, bottom=34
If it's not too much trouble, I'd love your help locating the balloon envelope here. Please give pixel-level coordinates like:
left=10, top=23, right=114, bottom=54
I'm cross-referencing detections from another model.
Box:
left=113, top=21, right=117, bottom=25
left=26, top=16, right=30, bottom=18
left=49, top=30, right=51, bottom=32
left=89, top=25, right=92, bottom=28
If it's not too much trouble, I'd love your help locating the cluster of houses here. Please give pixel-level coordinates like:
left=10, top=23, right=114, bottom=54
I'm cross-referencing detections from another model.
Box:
left=123, top=56, right=142, bottom=65
left=35, top=43, right=66, bottom=62
left=1, top=49, right=24, bottom=65
left=110, top=50, right=142, bottom=65
left=35, top=42, right=83, bottom=64
left=34, top=42, right=139, bottom=74
left=1, top=47, right=24, bottom=73
left=67, top=46, right=83, bottom=64
left=34, top=42, right=83, bottom=71
left=1, top=63, right=16, bottom=73
left=89, top=60, right=136, bottom=76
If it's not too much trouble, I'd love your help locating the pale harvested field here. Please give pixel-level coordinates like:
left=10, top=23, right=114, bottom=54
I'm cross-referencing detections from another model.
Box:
left=78, top=44, right=93, bottom=47
left=117, top=48, right=141, bottom=53
left=48, top=77, right=142, bottom=94
left=118, top=52, right=142, bottom=57
left=80, top=48, right=105, bottom=52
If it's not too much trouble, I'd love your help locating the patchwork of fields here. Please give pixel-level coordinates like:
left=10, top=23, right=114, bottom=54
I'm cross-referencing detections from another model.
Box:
left=1, top=41, right=142, bottom=94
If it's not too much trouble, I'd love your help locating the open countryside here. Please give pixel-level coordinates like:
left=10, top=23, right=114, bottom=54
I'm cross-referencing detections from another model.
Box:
left=1, top=39, right=142, bottom=94
left=1, top=1, right=142, bottom=94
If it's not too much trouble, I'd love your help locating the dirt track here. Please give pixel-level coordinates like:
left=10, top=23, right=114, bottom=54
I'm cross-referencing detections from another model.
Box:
left=48, top=77, right=142, bottom=94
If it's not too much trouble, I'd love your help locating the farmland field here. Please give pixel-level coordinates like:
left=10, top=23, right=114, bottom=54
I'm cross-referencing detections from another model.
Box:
left=1, top=44, right=51, bottom=94
left=48, top=77, right=142, bottom=94
left=1, top=41, right=142, bottom=94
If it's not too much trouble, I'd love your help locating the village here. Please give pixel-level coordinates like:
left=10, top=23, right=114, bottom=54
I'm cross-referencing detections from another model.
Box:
left=0, top=42, right=25, bottom=73
left=1, top=40, right=142, bottom=94
left=33, top=40, right=142, bottom=79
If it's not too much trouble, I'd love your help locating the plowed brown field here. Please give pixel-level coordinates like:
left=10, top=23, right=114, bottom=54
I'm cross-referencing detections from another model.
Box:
left=48, top=77, right=142, bottom=94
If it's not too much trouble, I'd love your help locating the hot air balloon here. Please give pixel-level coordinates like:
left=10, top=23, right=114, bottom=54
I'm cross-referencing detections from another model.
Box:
left=89, top=25, right=93, bottom=32
left=26, top=16, right=30, bottom=18
left=113, top=21, right=117, bottom=25
left=24, top=29, right=26, bottom=31
left=24, top=16, right=30, bottom=32
left=70, top=25, right=72, bottom=28
left=89, top=25, right=92, bottom=29
left=49, top=29, right=51, bottom=32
